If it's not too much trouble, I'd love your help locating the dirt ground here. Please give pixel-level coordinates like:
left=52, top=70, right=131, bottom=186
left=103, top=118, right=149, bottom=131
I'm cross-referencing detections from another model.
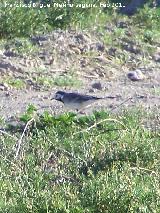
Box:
left=0, top=29, right=160, bottom=122
left=0, top=76, right=160, bottom=120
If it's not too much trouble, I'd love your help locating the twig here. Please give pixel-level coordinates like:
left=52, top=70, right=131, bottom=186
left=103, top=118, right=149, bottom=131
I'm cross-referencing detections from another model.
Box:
left=73, top=97, right=133, bottom=136
left=51, top=174, right=81, bottom=185
left=73, top=118, right=127, bottom=136
left=89, top=128, right=126, bottom=137
left=110, top=96, right=133, bottom=112
left=0, top=129, right=18, bottom=140
left=77, top=72, right=99, bottom=79
left=131, top=166, right=158, bottom=176
left=15, top=118, right=34, bottom=159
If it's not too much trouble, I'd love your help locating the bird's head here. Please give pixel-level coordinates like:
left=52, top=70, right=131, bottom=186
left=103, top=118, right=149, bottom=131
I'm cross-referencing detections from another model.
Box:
left=52, top=91, right=66, bottom=102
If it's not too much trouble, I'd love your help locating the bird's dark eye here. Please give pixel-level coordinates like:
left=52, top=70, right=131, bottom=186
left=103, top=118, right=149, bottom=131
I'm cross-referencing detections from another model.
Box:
left=55, top=93, right=63, bottom=101
left=56, top=94, right=60, bottom=99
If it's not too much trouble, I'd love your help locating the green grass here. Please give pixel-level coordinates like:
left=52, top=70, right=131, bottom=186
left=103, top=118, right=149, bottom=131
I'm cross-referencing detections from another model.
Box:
left=1, top=0, right=159, bottom=40
left=0, top=108, right=159, bottom=212
left=0, top=77, right=25, bottom=89
left=5, top=38, right=38, bottom=56
left=35, top=75, right=82, bottom=88
left=0, top=0, right=103, bottom=38
left=0, top=4, right=160, bottom=211
left=54, top=75, right=82, bottom=87
left=1, top=3, right=160, bottom=69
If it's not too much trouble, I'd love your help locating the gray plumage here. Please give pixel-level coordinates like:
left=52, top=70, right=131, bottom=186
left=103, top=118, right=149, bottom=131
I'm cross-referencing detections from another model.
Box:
left=52, top=91, right=118, bottom=111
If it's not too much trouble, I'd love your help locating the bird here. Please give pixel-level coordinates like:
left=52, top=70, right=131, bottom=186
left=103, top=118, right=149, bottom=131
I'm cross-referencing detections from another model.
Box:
left=52, top=90, right=119, bottom=112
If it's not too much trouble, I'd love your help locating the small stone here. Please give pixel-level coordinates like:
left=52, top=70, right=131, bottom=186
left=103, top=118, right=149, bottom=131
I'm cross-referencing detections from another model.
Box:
left=108, top=47, right=117, bottom=56
left=30, top=35, right=48, bottom=45
left=91, top=82, right=103, bottom=90
left=88, top=88, right=95, bottom=93
left=74, top=34, right=86, bottom=44
left=153, top=53, right=160, bottom=62
left=0, top=86, right=5, bottom=91
left=3, top=83, right=9, bottom=88
left=95, top=42, right=105, bottom=52
left=43, top=96, right=49, bottom=100
left=90, top=42, right=105, bottom=52
left=117, top=21, right=128, bottom=28
left=5, top=92, right=11, bottom=97
left=79, top=58, right=88, bottom=68
left=0, top=83, right=9, bottom=91
left=127, top=70, right=144, bottom=81
left=3, top=51, right=17, bottom=57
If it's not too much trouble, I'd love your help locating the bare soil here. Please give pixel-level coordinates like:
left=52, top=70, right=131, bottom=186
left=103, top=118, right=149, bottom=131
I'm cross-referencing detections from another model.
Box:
left=0, top=29, right=160, bottom=122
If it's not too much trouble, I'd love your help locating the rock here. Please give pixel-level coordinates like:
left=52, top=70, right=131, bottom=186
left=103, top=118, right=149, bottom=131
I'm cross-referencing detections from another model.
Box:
left=30, top=35, right=48, bottom=45
left=122, top=43, right=141, bottom=54
left=3, top=50, right=17, bottom=57
left=89, top=89, right=95, bottom=93
left=117, top=21, right=128, bottom=28
left=153, top=52, right=160, bottom=62
left=127, top=70, right=145, bottom=81
left=90, top=42, right=105, bottom=52
left=0, top=83, right=9, bottom=91
left=0, top=85, right=5, bottom=91
left=91, top=82, right=103, bottom=90
left=108, top=47, right=117, bottom=56
left=79, top=58, right=88, bottom=68
left=5, top=92, right=11, bottom=97
left=74, top=33, right=86, bottom=44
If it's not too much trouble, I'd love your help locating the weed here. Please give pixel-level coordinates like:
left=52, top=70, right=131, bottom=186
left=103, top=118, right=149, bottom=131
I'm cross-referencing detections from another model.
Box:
left=0, top=77, right=25, bottom=89
left=54, top=75, right=82, bottom=87
left=0, top=109, right=159, bottom=212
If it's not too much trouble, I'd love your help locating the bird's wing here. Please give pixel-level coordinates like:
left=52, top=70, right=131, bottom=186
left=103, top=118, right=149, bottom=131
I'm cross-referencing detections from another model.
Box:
left=72, top=93, right=101, bottom=102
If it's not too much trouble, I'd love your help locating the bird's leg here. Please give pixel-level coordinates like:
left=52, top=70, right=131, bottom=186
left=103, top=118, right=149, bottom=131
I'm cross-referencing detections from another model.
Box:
left=76, top=108, right=86, bottom=115
left=79, top=111, right=86, bottom=115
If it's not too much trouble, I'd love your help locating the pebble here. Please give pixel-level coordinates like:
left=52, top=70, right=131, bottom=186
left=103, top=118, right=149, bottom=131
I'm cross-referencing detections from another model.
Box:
left=153, top=52, right=160, bottom=62
left=91, top=82, right=103, bottom=90
left=127, top=70, right=145, bottom=81
left=0, top=83, right=9, bottom=91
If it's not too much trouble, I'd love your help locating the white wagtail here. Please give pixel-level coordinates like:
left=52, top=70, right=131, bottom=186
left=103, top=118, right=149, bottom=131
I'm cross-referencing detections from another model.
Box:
left=52, top=90, right=119, bottom=112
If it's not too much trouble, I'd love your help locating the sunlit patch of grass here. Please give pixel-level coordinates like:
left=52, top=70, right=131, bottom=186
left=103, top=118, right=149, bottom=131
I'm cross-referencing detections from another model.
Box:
left=2, top=38, right=38, bottom=56
left=35, top=76, right=54, bottom=87
left=54, top=75, right=82, bottom=87
left=35, top=74, right=82, bottom=88
left=150, top=87, right=160, bottom=96
left=13, top=38, right=39, bottom=56
left=0, top=77, right=25, bottom=89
